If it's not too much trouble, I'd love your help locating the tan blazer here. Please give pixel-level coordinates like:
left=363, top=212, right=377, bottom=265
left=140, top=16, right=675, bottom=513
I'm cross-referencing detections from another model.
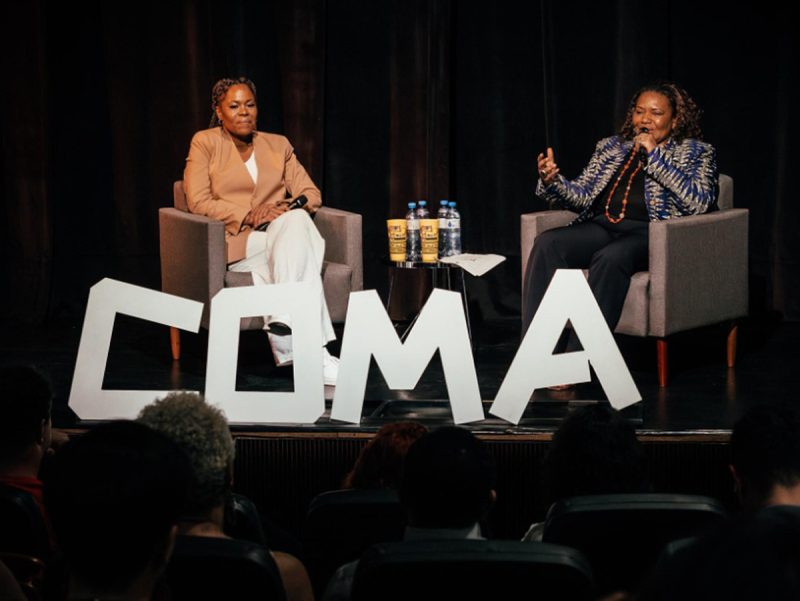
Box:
left=183, top=127, right=322, bottom=264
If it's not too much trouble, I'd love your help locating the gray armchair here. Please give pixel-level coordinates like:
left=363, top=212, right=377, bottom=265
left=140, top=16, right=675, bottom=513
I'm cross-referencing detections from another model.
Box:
left=521, top=174, right=747, bottom=386
left=160, top=181, right=363, bottom=360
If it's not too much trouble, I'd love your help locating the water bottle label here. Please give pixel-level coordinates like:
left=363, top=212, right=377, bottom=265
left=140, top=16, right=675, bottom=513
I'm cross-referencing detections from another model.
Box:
left=446, top=219, right=459, bottom=229
left=438, top=218, right=447, bottom=228
left=407, top=220, right=420, bottom=230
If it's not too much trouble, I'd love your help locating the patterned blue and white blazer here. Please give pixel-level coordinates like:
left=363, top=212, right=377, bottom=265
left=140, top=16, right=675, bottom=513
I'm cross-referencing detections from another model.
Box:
left=535, top=135, right=719, bottom=224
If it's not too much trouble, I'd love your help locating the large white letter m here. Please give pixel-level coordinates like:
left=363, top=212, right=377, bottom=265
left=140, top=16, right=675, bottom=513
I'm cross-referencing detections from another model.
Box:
left=330, top=289, right=484, bottom=424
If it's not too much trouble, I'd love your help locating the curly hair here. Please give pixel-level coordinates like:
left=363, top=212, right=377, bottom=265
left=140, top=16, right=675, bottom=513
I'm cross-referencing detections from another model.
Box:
left=619, top=82, right=703, bottom=142
left=138, top=391, right=235, bottom=518
left=209, top=76, right=257, bottom=128
left=400, top=426, right=496, bottom=529
left=544, top=404, right=649, bottom=505
left=343, top=422, right=428, bottom=490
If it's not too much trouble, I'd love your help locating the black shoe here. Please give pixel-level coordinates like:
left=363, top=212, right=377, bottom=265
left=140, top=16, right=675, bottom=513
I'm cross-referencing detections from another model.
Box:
left=268, top=321, right=292, bottom=336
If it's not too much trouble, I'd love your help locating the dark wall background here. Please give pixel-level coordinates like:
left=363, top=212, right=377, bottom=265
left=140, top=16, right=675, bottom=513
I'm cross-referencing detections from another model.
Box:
left=2, top=0, right=798, bottom=326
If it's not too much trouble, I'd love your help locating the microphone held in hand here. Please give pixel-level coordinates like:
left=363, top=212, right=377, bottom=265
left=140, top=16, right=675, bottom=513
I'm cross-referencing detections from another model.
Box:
left=637, top=127, right=650, bottom=163
left=255, top=196, right=309, bottom=231
left=287, top=195, right=308, bottom=210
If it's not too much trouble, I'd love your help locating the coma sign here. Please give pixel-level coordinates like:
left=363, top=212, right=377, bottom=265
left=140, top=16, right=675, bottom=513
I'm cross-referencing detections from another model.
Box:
left=68, top=271, right=640, bottom=425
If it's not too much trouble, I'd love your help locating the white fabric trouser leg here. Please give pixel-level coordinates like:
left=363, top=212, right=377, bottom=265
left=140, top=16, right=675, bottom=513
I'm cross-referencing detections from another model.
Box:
left=229, top=209, right=336, bottom=345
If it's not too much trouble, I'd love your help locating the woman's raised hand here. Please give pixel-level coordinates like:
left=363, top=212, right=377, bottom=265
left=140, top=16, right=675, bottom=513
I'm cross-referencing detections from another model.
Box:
left=537, top=147, right=560, bottom=186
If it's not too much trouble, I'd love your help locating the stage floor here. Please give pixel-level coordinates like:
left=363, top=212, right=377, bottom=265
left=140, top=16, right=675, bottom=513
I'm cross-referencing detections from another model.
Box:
left=1, top=311, right=796, bottom=435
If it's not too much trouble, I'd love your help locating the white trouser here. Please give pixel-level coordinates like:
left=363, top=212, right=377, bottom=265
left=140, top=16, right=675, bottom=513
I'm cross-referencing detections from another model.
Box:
left=228, top=209, right=335, bottom=344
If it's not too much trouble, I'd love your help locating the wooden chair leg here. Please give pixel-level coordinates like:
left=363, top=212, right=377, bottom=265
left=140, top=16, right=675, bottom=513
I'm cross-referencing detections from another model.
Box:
left=657, top=338, right=668, bottom=388
left=727, top=323, right=738, bottom=368
left=170, top=327, right=181, bottom=361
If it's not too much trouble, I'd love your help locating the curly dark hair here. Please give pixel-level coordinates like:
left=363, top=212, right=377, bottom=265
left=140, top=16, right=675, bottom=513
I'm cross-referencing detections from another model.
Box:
left=544, top=404, right=649, bottom=505
left=343, top=421, right=428, bottom=490
left=209, top=76, right=257, bottom=128
left=400, top=426, right=496, bottom=529
left=619, top=82, right=703, bottom=142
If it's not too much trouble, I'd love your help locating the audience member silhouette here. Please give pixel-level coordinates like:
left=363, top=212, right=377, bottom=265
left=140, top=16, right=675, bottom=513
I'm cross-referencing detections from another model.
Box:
left=43, top=420, right=191, bottom=600
left=324, top=426, right=496, bottom=600
left=729, top=401, right=800, bottom=511
left=523, top=404, right=648, bottom=541
left=638, top=505, right=800, bottom=601
left=636, top=402, right=800, bottom=600
left=0, top=365, right=54, bottom=522
left=138, top=391, right=314, bottom=601
left=342, top=422, right=427, bottom=490
left=0, top=363, right=68, bottom=564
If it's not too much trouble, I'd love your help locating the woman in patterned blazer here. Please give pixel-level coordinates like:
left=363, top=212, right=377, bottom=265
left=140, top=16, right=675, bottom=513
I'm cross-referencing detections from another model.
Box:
left=522, top=82, right=718, bottom=356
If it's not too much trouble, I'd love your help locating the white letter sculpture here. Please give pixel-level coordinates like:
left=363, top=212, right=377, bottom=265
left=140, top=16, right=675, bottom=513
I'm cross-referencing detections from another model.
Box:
left=490, top=269, right=640, bottom=424
left=331, top=289, right=484, bottom=424
left=204, top=282, right=324, bottom=424
left=68, top=278, right=203, bottom=420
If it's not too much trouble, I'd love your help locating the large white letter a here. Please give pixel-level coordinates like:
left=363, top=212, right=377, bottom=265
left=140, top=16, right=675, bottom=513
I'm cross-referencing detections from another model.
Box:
left=490, top=269, right=640, bottom=424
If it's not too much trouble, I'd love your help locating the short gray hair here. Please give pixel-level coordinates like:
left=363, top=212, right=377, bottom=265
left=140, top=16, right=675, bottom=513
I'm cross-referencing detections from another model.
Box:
left=137, top=391, right=235, bottom=517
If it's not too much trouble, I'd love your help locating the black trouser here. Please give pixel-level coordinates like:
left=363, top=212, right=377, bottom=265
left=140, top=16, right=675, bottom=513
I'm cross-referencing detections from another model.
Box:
left=522, top=215, right=649, bottom=343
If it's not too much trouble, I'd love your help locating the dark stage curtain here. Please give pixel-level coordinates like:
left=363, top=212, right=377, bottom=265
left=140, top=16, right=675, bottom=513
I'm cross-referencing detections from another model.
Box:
left=2, top=0, right=798, bottom=325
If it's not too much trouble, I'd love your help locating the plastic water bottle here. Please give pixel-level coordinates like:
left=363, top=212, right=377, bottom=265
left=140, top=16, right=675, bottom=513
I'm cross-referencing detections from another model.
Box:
left=446, top=201, right=461, bottom=256
left=415, top=200, right=430, bottom=219
left=405, top=202, right=421, bottom=262
left=437, top=200, right=449, bottom=258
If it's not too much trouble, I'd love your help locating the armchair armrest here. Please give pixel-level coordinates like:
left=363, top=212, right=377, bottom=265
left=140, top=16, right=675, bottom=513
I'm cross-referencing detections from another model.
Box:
left=159, top=207, right=227, bottom=328
left=648, top=208, right=749, bottom=337
left=520, top=210, right=576, bottom=287
left=314, top=207, right=363, bottom=291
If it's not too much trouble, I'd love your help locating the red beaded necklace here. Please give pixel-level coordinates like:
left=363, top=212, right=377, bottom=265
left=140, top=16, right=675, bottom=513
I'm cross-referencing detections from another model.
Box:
left=604, top=151, right=642, bottom=224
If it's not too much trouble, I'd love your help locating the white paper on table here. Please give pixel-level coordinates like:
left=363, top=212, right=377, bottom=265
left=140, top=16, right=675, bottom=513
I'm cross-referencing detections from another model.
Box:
left=438, top=253, right=506, bottom=277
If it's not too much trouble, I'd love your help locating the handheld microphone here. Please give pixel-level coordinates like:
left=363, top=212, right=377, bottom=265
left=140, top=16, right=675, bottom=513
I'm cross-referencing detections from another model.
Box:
left=637, top=127, right=650, bottom=163
left=255, top=196, right=309, bottom=231
left=287, top=195, right=308, bottom=210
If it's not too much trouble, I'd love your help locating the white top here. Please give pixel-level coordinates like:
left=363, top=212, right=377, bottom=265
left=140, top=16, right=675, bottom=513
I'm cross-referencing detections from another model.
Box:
left=244, top=150, right=258, bottom=184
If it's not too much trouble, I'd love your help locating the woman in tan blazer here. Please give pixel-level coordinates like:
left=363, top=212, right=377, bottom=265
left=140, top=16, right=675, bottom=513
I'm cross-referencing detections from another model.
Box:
left=183, top=77, right=338, bottom=385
